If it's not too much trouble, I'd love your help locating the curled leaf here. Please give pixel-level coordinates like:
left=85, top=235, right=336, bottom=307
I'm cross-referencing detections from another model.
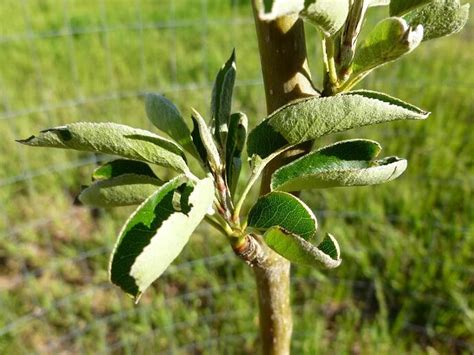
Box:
left=248, top=191, right=318, bottom=241
left=17, top=122, right=189, bottom=173
left=79, top=174, right=161, bottom=208
left=271, top=139, right=407, bottom=191
left=264, top=227, right=342, bottom=269
left=109, top=176, right=215, bottom=300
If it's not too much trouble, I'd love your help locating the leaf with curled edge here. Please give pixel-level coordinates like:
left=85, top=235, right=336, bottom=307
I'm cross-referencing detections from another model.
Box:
left=211, top=50, right=236, bottom=146
left=226, top=112, right=248, bottom=196
left=79, top=174, right=162, bottom=208
left=248, top=191, right=319, bottom=242
left=145, top=93, right=197, bottom=157
left=301, top=0, right=349, bottom=37
left=17, top=122, right=189, bottom=173
left=92, top=159, right=159, bottom=181
left=264, top=227, right=342, bottom=269
left=109, top=176, right=215, bottom=301
left=248, top=91, right=429, bottom=158
left=271, top=139, right=407, bottom=191
left=404, top=0, right=470, bottom=41
left=353, top=17, right=424, bottom=76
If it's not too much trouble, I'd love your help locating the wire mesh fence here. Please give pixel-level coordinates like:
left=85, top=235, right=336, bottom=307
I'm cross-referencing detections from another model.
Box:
left=0, top=0, right=473, bottom=353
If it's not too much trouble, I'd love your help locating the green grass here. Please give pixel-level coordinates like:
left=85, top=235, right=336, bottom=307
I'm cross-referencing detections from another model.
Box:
left=0, top=1, right=472, bottom=353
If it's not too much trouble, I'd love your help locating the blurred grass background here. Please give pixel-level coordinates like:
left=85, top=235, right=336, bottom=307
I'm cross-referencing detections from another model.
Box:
left=0, top=0, right=472, bottom=353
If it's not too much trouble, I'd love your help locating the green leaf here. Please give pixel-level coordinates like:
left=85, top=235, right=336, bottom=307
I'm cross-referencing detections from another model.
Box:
left=249, top=91, right=429, bottom=155
left=226, top=112, right=248, bottom=196
left=17, top=122, right=189, bottom=173
left=79, top=174, right=162, bottom=207
left=145, top=93, right=196, bottom=156
left=271, top=139, right=407, bottom=191
left=211, top=50, right=236, bottom=146
left=390, top=0, right=432, bottom=16
left=92, top=159, right=158, bottom=181
left=369, top=0, right=390, bottom=6
left=405, top=0, right=470, bottom=41
left=301, top=0, right=349, bottom=36
left=257, top=0, right=304, bottom=20
left=248, top=191, right=318, bottom=241
left=109, top=176, right=215, bottom=300
left=264, top=227, right=341, bottom=269
left=353, top=17, right=423, bottom=75
left=192, top=109, right=222, bottom=172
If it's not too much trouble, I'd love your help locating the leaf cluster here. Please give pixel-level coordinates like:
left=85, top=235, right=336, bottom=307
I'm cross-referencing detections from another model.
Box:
left=17, top=0, right=469, bottom=300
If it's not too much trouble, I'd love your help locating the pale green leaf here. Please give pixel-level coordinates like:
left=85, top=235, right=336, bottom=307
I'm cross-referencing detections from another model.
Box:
left=192, top=109, right=222, bottom=172
left=248, top=91, right=429, bottom=157
left=301, top=0, right=349, bottom=36
left=248, top=191, right=318, bottom=241
left=145, top=93, right=196, bottom=156
left=264, top=227, right=341, bottom=268
left=226, top=112, right=248, bottom=196
left=109, top=176, right=215, bottom=300
left=92, top=159, right=158, bottom=181
left=211, top=50, right=236, bottom=145
left=353, top=17, right=423, bottom=75
left=17, top=122, right=189, bottom=173
left=369, top=0, right=390, bottom=6
left=390, top=0, right=432, bottom=16
left=257, top=0, right=304, bottom=20
left=271, top=139, right=407, bottom=191
left=405, top=0, right=470, bottom=41
left=79, top=174, right=162, bottom=207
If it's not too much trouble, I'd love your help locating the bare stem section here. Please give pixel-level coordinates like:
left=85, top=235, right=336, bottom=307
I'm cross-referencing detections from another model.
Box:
left=245, top=3, right=318, bottom=354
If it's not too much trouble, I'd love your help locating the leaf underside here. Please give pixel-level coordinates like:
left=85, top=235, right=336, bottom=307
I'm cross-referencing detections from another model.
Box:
left=17, top=122, right=189, bottom=173
left=109, top=176, right=215, bottom=300
left=248, top=90, right=429, bottom=158
left=271, top=139, right=408, bottom=191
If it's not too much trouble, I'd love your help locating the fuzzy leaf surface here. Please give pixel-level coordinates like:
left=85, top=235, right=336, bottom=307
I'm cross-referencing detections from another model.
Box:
left=301, top=0, right=349, bottom=36
left=109, top=176, right=215, bottom=300
left=271, top=139, right=407, bottom=191
left=226, top=112, right=248, bottom=196
left=18, top=122, right=189, bottom=173
left=145, top=93, right=195, bottom=155
left=92, top=159, right=158, bottom=181
left=79, top=174, right=162, bottom=207
left=390, top=0, right=432, bottom=16
left=264, top=227, right=341, bottom=269
left=211, top=50, right=236, bottom=145
left=405, top=0, right=470, bottom=41
left=248, top=191, right=317, bottom=241
left=192, top=110, right=222, bottom=172
left=248, top=91, right=429, bottom=158
left=353, top=17, right=423, bottom=75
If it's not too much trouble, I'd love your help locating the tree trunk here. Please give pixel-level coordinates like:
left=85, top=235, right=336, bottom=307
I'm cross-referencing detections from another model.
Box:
left=248, top=4, right=318, bottom=355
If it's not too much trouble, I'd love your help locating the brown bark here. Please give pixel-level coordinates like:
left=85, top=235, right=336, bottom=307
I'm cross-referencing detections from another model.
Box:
left=243, top=4, right=318, bottom=355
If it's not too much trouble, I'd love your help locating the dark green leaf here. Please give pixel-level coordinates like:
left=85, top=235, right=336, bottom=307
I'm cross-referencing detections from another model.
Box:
left=271, top=139, right=407, bottom=191
left=109, top=176, right=215, bottom=300
left=390, top=0, right=432, bottom=16
left=249, top=91, right=429, bottom=154
left=79, top=174, right=162, bottom=207
left=248, top=191, right=318, bottom=241
left=226, top=112, right=248, bottom=196
left=92, top=159, right=158, bottom=181
left=211, top=50, right=236, bottom=146
left=17, top=122, right=189, bottom=173
left=264, top=227, right=341, bottom=268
